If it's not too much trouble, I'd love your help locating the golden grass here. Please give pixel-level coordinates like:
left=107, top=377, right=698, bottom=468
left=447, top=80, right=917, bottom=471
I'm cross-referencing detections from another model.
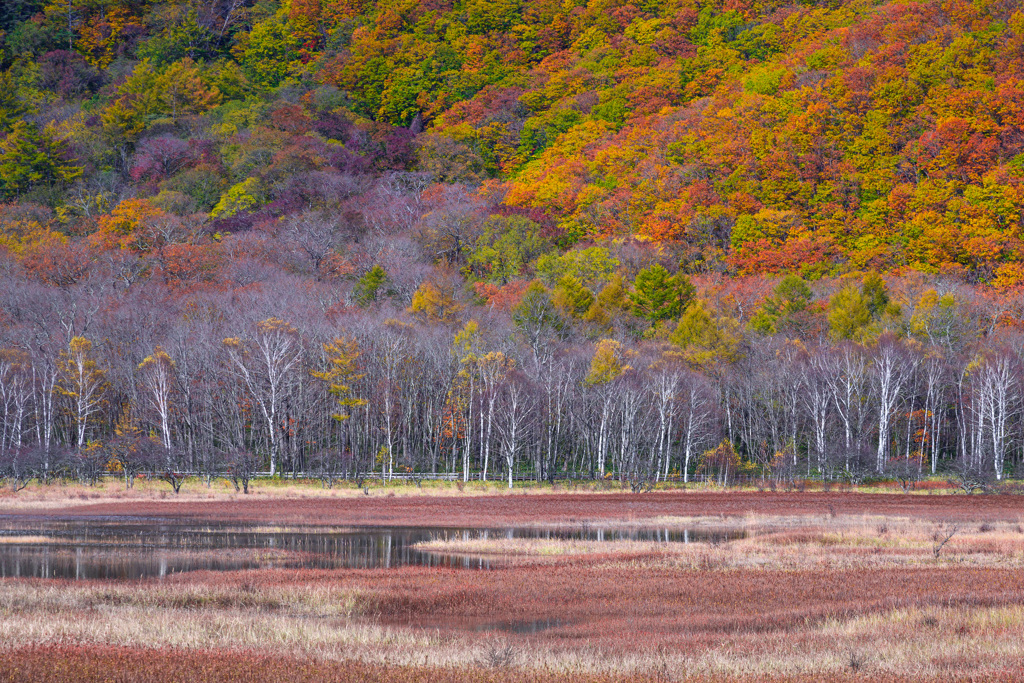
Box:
left=0, top=588, right=447, bottom=666
left=0, top=478, right=662, bottom=511
left=0, top=580, right=458, bottom=667
left=0, top=535, right=53, bottom=544
left=414, top=537, right=684, bottom=562
left=679, top=603, right=1024, bottom=679
left=410, top=515, right=1024, bottom=572
left=0, top=476, right=994, bottom=512
left=0, top=579, right=363, bottom=616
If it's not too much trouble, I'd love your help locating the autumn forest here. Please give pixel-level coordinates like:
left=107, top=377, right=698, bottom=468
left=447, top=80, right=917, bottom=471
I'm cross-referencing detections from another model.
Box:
left=2, top=0, right=1024, bottom=486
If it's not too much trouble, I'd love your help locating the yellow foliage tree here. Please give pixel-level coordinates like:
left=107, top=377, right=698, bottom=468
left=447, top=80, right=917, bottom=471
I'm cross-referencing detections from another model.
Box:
left=76, top=7, right=138, bottom=68
left=311, top=337, right=367, bottom=422
left=585, top=339, right=629, bottom=385
left=155, top=58, right=222, bottom=118
left=57, top=336, right=108, bottom=449
left=408, top=280, right=464, bottom=324
left=91, top=198, right=170, bottom=251
left=669, top=301, right=742, bottom=367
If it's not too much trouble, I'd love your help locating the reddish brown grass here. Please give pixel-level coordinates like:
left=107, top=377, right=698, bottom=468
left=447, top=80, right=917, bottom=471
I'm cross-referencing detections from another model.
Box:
left=128, top=562, right=1024, bottom=653
left=358, top=565, right=1024, bottom=649
left=2, top=644, right=1021, bottom=682
left=8, top=491, right=1022, bottom=527
left=4, top=493, right=1024, bottom=681
left=0, top=644, right=637, bottom=683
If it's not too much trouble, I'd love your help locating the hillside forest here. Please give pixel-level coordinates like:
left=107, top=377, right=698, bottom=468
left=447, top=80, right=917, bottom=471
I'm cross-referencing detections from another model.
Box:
left=1, top=0, right=1024, bottom=486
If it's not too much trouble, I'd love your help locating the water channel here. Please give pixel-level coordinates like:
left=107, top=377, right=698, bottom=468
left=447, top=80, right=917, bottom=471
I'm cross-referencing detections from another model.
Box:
left=0, top=521, right=743, bottom=580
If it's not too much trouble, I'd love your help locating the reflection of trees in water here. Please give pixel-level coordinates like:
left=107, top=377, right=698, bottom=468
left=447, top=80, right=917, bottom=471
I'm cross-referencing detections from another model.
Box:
left=0, top=523, right=738, bottom=580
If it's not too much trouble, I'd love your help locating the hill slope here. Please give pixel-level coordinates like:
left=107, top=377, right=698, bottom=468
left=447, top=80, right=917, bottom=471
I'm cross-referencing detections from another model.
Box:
left=0, top=0, right=1022, bottom=281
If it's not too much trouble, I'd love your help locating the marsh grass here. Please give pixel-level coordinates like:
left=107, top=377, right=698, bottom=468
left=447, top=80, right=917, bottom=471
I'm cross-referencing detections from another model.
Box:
left=0, top=478, right=696, bottom=509
left=0, top=580, right=363, bottom=616
left=0, top=476, right=1002, bottom=513
left=414, top=515, right=1024, bottom=571
left=3, top=585, right=1024, bottom=680
left=0, top=535, right=53, bottom=544
left=413, top=538, right=683, bottom=563
left=3, top=505, right=1024, bottom=680
left=0, top=580, right=454, bottom=667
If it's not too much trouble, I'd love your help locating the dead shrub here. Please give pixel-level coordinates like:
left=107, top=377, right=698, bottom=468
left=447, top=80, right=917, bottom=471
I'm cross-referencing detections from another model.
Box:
left=932, top=523, right=960, bottom=558
left=478, top=638, right=518, bottom=668
left=847, top=650, right=867, bottom=672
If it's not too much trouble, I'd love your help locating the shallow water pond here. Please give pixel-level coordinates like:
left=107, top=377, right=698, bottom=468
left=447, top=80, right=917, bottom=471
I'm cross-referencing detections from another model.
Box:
left=0, top=521, right=742, bottom=580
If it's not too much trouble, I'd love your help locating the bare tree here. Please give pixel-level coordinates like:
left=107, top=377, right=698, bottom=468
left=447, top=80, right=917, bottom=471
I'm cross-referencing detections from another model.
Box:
left=871, top=336, right=915, bottom=473
left=0, top=446, right=44, bottom=492
left=821, top=342, right=869, bottom=472
left=803, top=346, right=835, bottom=476
left=281, top=211, right=343, bottom=275
left=223, top=448, right=258, bottom=494
left=931, top=522, right=960, bottom=558
left=223, top=318, right=302, bottom=476
left=138, top=347, right=176, bottom=450
left=365, top=323, right=409, bottom=483
left=975, top=347, right=1018, bottom=480
left=677, top=370, right=719, bottom=482
left=496, top=371, right=534, bottom=489
left=0, top=349, right=31, bottom=460
left=947, top=455, right=991, bottom=494
left=648, top=359, right=681, bottom=480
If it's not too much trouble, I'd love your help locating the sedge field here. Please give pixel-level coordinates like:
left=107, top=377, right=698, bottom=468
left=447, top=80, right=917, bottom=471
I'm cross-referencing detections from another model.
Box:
left=1, top=483, right=1023, bottom=682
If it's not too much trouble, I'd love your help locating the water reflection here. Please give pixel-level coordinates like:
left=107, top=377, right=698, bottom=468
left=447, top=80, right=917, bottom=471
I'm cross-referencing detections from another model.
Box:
left=476, top=618, right=568, bottom=634
left=0, top=522, right=743, bottom=580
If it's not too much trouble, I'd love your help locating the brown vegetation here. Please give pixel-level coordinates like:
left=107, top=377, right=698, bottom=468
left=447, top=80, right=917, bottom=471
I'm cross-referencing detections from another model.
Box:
left=16, top=643, right=1023, bottom=683
left=5, top=489, right=1021, bottom=526
left=3, top=491, right=1024, bottom=681
left=0, top=645, right=649, bottom=683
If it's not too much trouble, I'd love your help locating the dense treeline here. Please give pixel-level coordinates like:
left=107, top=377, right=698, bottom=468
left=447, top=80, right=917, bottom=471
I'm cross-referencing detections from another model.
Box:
left=2, top=244, right=1024, bottom=488
left=2, top=0, right=1024, bottom=489
left=0, top=0, right=1023, bottom=276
